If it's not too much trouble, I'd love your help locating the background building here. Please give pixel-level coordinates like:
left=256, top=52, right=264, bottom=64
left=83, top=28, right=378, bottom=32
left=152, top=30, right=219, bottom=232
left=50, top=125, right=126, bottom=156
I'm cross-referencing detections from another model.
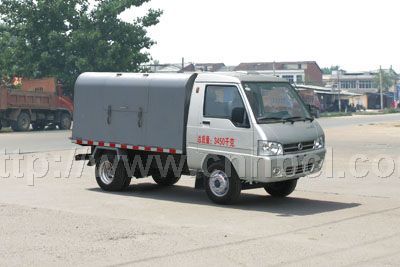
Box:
left=145, top=61, right=324, bottom=86
left=323, top=69, right=398, bottom=94
left=143, top=62, right=194, bottom=73
left=234, top=61, right=323, bottom=86
left=144, top=62, right=227, bottom=73
left=193, top=63, right=225, bottom=72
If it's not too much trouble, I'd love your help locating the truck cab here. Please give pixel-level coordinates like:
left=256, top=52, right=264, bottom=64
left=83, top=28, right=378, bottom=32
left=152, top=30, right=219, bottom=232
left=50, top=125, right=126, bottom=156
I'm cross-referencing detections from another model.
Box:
left=186, top=73, right=325, bottom=203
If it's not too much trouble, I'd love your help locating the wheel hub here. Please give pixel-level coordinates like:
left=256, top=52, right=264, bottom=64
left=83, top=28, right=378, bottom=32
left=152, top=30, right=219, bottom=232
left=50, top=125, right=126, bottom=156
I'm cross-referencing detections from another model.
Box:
left=209, top=170, right=229, bottom=197
left=62, top=117, right=68, bottom=125
left=21, top=118, right=29, bottom=128
left=99, top=161, right=114, bottom=185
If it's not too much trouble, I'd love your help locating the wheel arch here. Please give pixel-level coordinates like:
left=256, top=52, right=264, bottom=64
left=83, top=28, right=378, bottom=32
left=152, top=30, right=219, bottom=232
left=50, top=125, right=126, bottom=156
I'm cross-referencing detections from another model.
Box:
left=200, top=153, right=244, bottom=178
left=91, top=147, right=128, bottom=165
left=56, top=108, right=73, bottom=120
left=8, top=108, right=32, bottom=121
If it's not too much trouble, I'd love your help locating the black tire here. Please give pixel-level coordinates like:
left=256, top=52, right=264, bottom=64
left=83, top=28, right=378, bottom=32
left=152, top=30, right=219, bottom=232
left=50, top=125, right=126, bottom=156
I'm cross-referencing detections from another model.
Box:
left=95, top=153, right=131, bottom=191
left=152, top=171, right=181, bottom=186
left=12, top=112, right=31, bottom=132
left=205, top=161, right=241, bottom=205
left=10, top=122, right=18, bottom=131
left=264, top=179, right=297, bottom=197
left=32, top=122, right=45, bottom=131
left=59, top=113, right=72, bottom=130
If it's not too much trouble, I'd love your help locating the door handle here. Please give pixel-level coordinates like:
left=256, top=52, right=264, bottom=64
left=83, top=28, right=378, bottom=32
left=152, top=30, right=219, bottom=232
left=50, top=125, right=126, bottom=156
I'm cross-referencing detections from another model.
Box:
left=107, top=105, right=112, bottom=124
left=138, top=107, right=143, bottom=128
left=202, top=121, right=211, bottom=125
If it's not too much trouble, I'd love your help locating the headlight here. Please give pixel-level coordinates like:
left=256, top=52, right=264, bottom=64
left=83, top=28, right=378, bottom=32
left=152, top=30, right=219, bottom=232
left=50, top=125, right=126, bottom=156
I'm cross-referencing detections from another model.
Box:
left=314, top=136, right=325, bottom=149
left=258, top=141, right=283, bottom=156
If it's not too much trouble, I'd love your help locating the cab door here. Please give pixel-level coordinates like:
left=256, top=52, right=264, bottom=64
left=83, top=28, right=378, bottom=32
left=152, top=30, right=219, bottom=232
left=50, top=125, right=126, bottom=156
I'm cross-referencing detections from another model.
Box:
left=197, top=84, right=253, bottom=178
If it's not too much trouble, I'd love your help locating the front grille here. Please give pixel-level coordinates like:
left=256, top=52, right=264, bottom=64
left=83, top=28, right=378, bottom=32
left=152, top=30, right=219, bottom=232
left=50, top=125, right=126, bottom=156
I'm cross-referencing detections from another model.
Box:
left=285, top=162, right=314, bottom=176
left=283, top=140, right=314, bottom=154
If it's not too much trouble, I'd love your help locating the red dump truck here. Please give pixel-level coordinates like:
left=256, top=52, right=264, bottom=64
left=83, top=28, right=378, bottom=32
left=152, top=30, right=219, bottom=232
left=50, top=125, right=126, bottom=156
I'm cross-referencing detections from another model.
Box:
left=0, top=77, right=73, bottom=132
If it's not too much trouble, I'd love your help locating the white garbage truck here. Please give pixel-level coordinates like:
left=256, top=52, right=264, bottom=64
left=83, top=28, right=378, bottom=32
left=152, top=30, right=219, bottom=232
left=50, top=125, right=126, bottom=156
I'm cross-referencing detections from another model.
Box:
left=73, top=72, right=326, bottom=204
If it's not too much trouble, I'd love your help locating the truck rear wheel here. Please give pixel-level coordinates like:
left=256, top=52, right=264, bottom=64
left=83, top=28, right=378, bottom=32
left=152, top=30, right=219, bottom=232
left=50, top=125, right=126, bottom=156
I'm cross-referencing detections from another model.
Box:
left=205, top=161, right=241, bottom=205
left=152, top=171, right=181, bottom=186
left=59, top=113, right=72, bottom=130
left=12, top=112, right=31, bottom=132
left=264, top=179, right=297, bottom=197
left=95, top=153, right=131, bottom=191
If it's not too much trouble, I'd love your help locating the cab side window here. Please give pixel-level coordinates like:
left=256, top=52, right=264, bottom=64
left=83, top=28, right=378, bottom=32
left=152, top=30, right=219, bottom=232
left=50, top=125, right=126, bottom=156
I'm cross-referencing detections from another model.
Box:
left=204, top=85, right=249, bottom=128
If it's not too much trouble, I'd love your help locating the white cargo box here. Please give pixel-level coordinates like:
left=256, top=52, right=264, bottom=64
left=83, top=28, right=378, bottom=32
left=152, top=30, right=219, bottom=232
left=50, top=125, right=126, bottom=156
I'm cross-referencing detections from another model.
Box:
left=72, top=72, right=197, bottom=154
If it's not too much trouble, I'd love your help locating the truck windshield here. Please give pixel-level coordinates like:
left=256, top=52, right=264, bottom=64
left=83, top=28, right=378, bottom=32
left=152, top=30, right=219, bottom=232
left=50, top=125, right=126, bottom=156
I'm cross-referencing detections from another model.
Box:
left=242, top=82, right=311, bottom=123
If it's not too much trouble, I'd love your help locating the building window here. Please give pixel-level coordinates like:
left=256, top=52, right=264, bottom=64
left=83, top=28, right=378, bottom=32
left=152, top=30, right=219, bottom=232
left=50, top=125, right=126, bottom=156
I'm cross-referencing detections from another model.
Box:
left=282, top=75, right=294, bottom=84
left=359, top=80, right=372, bottom=89
left=340, top=81, right=356, bottom=89
left=296, top=75, right=303, bottom=84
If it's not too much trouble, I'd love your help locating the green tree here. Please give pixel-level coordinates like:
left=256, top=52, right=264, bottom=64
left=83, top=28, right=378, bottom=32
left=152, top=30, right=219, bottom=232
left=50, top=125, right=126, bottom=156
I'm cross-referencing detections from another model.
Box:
left=0, top=23, right=16, bottom=84
left=321, top=65, right=339, bottom=75
left=0, top=0, right=162, bottom=93
left=374, top=68, right=396, bottom=92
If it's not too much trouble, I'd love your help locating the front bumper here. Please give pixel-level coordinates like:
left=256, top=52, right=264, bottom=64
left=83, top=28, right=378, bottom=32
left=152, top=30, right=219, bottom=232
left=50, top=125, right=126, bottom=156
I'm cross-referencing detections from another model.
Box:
left=252, top=148, right=326, bottom=183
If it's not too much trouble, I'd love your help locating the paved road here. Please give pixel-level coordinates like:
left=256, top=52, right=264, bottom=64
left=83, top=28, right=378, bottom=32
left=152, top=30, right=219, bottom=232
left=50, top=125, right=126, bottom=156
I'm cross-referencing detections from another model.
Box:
left=1, top=113, right=399, bottom=154
left=317, top=113, right=400, bottom=128
left=0, top=130, right=77, bottom=154
left=0, top=114, right=399, bottom=266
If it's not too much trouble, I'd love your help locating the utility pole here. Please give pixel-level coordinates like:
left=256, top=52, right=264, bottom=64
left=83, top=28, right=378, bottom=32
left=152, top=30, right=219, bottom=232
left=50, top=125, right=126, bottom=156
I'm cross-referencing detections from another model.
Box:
left=379, top=65, right=384, bottom=110
left=395, top=74, right=399, bottom=104
left=273, top=61, right=276, bottom=76
left=181, top=57, right=185, bottom=73
left=390, top=65, right=397, bottom=103
left=337, top=69, right=341, bottom=112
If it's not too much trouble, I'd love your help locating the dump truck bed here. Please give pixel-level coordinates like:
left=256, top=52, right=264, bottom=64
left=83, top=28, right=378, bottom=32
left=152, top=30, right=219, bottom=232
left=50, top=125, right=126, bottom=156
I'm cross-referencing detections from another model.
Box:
left=0, top=87, right=57, bottom=111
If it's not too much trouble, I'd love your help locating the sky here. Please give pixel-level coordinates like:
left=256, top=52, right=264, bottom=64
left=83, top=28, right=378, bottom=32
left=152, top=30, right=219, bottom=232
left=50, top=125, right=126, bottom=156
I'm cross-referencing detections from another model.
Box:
left=121, top=0, right=400, bottom=71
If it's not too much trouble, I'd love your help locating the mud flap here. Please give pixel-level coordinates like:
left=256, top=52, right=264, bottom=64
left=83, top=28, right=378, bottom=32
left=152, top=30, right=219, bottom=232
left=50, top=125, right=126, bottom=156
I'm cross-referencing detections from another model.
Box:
left=194, top=172, right=205, bottom=190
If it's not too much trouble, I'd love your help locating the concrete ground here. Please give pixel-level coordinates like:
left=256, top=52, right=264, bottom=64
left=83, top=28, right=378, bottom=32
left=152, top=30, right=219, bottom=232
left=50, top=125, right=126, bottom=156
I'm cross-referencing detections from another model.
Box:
left=0, top=114, right=400, bottom=266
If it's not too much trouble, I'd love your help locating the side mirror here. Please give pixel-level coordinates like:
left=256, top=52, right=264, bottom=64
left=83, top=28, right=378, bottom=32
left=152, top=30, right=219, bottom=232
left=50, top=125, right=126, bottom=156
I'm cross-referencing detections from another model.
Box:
left=307, top=104, right=319, bottom=118
left=231, top=107, right=245, bottom=125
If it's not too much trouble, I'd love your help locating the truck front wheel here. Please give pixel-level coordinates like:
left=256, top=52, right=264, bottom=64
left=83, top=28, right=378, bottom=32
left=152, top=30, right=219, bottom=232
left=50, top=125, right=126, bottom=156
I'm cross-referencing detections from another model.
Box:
left=152, top=171, right=181, bottom=186
left=95, top=153, right=131, bottom=191
left=205, top=161, right=241, bottom=205
left=264, top=179, right=297, bottom=197
left=59, top=113, right=72, bottom=130
left=12, top=112, right=31, bottom=132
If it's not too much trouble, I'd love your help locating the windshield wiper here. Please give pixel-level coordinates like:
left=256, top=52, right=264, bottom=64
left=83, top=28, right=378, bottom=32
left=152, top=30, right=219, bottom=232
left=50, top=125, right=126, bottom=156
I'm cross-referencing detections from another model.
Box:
left=283, top=116, right=314, bottom=124
left=257, top=116, right=286, bottom=123
left=257, top=116, right=314, bottom=124
left=304, top=117, right=314, bottom=122
left=282, top=116, right=302, bottom=124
